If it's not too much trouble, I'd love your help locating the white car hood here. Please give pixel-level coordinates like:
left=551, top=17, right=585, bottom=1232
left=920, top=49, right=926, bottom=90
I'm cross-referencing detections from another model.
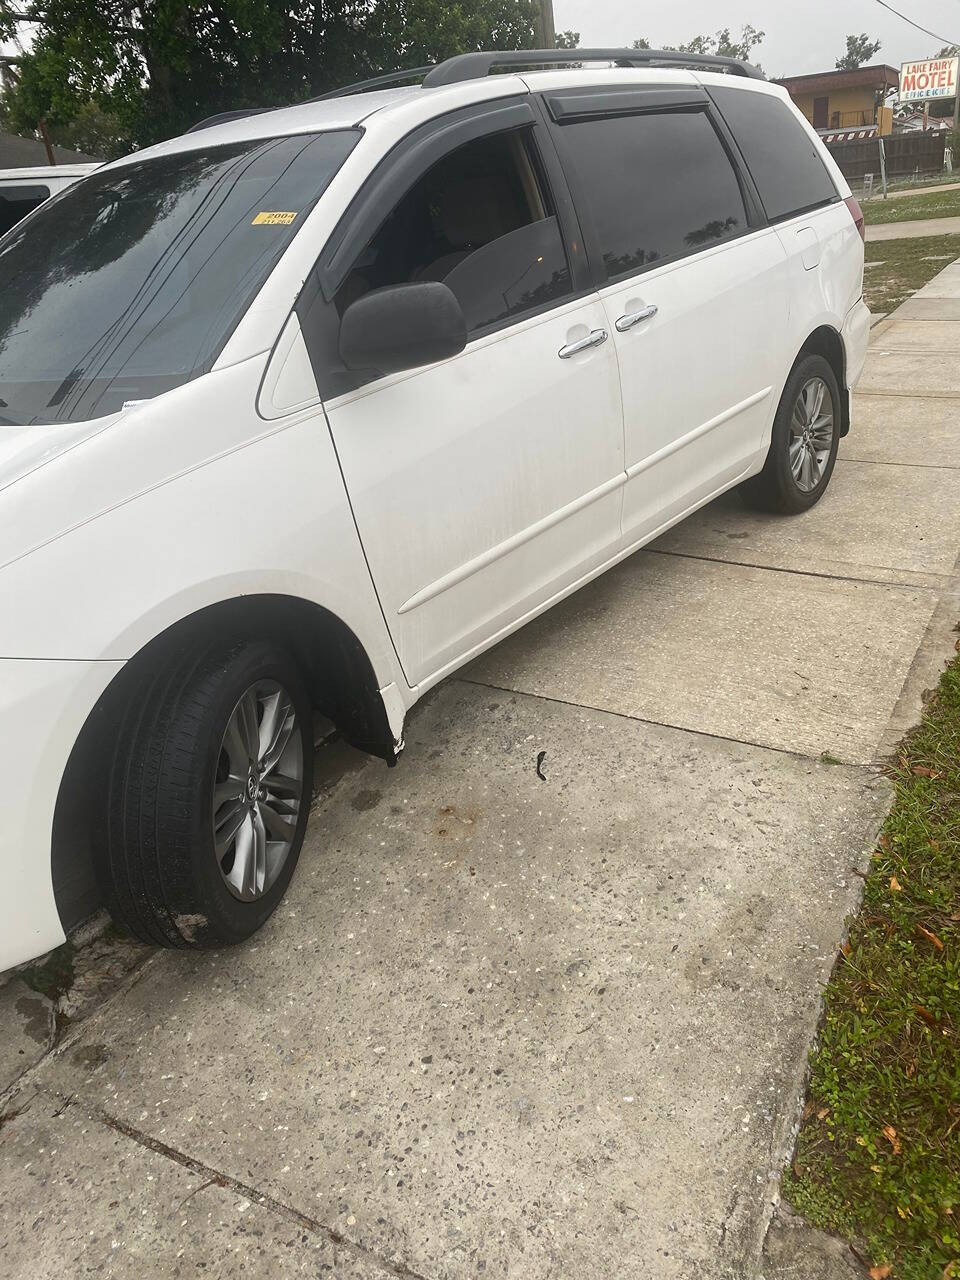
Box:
left=0, top=414, right=123, bottom=495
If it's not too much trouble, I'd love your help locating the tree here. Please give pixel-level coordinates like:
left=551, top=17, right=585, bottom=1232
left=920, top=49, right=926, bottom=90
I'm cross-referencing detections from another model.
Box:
left=0, top=0, right=542, bottom=151
left=836, top=33, right=882, bottom=71
left=713, top=25, right=764, bottom=62
left=631, top=26, right=764, bottom=64
left=555, top=30, right=580, bottom=50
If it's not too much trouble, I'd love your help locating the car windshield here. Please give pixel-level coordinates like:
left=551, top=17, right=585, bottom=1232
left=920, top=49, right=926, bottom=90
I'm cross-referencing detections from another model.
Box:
left=0, top=130, right=359, bottom=425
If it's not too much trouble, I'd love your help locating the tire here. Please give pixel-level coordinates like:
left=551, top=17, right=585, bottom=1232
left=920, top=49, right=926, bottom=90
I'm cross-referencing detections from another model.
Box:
left=100, top=640, right=313, bottom=948
left=741, top=354, right=841, bottom=515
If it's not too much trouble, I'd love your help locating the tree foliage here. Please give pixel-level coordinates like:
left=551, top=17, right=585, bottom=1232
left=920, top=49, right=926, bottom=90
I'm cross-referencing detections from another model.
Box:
left=835, top=33, right=882, bottom=71
left=0, top=0, right=541, bottom=153
left=631, top=26, right=763, bottom=64
left=543, top=25, right=765, bottom=65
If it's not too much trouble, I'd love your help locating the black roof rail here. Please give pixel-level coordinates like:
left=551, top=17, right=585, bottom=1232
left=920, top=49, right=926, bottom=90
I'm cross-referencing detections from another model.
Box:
left=422, top=48, right=765, bottom=87
left=186, top=108, right=271, bottom=134
left=308, top=66, right=436, bottom=102
left=184, top=47, right=763, bottom=134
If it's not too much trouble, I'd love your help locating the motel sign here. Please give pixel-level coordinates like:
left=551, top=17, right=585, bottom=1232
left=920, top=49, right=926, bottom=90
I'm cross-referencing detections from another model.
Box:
left=899, top=56, right=959, bottom=103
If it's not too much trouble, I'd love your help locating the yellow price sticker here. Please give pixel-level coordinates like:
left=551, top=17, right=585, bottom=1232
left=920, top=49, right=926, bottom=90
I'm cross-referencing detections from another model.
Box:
left=252, top=211, right=298, bottom=226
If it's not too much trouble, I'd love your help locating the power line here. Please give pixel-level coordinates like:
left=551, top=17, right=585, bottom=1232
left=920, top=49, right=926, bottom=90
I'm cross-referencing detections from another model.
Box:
left=874, top=0, right=959, bottom=48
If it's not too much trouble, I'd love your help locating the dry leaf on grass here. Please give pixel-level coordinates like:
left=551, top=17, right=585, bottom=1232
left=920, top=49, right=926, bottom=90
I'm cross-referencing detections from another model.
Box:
left=869, top=1264, right=893, bottom=1279
left=840, top=940, right=852, bottom=959
left=914, top=1004, right=939, bottom=1028
left=916, top=924, right=945, bottom=951
left=911, top=765, right=942, bottom=779
left=882, top=1125, right=902, bottom=1154
left=890, top=876, right=903, bottom=892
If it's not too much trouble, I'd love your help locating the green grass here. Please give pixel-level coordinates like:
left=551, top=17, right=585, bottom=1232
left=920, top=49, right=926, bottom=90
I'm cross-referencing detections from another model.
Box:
left=785, top=650, right=960, bottom=1279
left=863, top=187, right=960, bottom=226
left=863, top=234, right=960, bottom=315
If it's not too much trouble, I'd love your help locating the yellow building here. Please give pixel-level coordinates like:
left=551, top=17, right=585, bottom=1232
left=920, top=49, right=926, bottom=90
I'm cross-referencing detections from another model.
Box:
left=774, top=65, right=899, bottom=138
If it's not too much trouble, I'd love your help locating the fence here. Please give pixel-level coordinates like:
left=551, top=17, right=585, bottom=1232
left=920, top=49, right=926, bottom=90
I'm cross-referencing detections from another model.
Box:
left=824, top=132, right=946, bottom=184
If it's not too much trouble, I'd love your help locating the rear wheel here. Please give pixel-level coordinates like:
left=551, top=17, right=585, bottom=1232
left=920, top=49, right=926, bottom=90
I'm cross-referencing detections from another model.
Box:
left=741, top=354, right=841, bottom=514
left=100, top=640, right=312, bottom=948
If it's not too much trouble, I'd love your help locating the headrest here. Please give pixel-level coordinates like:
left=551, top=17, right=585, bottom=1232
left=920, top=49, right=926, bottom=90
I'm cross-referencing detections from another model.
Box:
left=437, top=175, right=514, bottom=249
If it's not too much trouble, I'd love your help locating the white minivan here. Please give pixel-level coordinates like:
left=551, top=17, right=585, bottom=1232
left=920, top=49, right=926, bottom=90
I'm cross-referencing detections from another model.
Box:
left=0, top=50, right=869, bottom=969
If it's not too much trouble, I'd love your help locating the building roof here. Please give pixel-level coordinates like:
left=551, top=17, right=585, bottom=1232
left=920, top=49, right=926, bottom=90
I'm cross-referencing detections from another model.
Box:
left=0, top=131, right=99, bottom=167
left=773, top=64, right=900, bottom=95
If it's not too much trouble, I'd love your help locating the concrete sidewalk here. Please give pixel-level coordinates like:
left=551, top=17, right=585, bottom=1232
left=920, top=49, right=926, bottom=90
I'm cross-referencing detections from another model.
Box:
left=865, top=180, right=960, bottom=201
left=867, top=214, right=960, bottom=241
left=3, top=260, right=960, bottom=1280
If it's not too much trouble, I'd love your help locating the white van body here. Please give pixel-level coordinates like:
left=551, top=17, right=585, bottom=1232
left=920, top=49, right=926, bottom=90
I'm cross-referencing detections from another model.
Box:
left=0, top=53, right=868, bottom=969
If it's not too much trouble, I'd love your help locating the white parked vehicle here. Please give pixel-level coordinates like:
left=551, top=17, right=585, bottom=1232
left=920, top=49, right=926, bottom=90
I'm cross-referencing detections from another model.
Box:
left=0, top=50, right=869, bottom=969
left=0, top=164, right=98, bottom=236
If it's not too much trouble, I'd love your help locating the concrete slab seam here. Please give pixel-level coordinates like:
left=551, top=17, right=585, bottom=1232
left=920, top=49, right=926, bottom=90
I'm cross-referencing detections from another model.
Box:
left=646, top=547, right=946, bottom=595
left=36, top=1089, right=434, bottom=1280
left=454, top=675, right=876, bottom=765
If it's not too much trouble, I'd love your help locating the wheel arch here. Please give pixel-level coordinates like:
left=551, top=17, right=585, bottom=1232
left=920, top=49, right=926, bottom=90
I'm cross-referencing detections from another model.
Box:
left=799, top=325, right=850, bottom=437
left=51, top=593, right=401, bottom=934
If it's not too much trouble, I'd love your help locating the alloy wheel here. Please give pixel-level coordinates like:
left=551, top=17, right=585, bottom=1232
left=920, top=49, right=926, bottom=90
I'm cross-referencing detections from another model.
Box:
left=789, top=376, right=835, bottom=493
left=212, top=680, right=304, bottom=902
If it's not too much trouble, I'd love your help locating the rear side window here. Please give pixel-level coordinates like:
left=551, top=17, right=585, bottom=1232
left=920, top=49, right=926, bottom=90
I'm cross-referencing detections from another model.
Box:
left=556, top=110, right=748, bottom=282
left=710, top=87, right=838, bottom=222
left=0, top=184, right=50, bottom=236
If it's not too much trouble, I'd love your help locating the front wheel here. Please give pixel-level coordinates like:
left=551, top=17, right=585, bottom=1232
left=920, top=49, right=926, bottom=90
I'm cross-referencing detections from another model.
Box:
left=101, top=640, right=313, bottom=948
left=741, top=354, right=841, bottom=515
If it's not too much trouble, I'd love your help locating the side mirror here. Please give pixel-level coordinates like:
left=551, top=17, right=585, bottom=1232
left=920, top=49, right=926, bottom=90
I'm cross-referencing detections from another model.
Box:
left=339, top=282, right=467, bottom=377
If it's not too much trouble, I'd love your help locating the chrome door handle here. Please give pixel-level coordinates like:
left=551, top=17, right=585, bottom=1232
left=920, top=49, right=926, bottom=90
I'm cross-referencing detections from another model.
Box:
left=558, top=329, right=608, bottom=359
left=616, top=304, right=658, bottom=333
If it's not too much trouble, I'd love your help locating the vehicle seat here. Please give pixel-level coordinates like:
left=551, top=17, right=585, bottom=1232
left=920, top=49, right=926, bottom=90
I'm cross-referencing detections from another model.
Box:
left=414, top=174, right=518, bottom=282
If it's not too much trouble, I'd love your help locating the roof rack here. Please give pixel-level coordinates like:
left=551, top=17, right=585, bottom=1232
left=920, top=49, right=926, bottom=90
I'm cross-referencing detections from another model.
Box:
left=308, top=48, right=764, bottom=105
left=186, top=108, right=271, bottom=134
left=308, top=66, right=436, bottom=102
left=422, top=48, right=765, bottom=86
left=184, top=47, right=764, bottom=134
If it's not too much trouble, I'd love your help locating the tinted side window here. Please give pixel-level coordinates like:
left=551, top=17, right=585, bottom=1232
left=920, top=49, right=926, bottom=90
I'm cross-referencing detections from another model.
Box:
left=0, top=184, right=50, bottom=237
left=710, top=87, right=838, bottom=221
left=336, top=130, right=572, bottom=335
left=557, top=110, right=747, bottom=282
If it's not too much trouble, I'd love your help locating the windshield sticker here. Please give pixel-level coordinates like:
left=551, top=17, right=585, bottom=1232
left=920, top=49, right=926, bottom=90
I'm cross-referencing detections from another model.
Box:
left=252, top=211, right=298, bottom=226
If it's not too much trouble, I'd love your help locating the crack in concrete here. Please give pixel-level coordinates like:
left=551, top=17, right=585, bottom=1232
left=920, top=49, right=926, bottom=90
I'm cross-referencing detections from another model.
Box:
left=839, top=457, right=960, bottom=470
left=646, top=547, right=943, bottom=593
left=852, top=388, right=960, bottom=400
left=455, top=675, right=859, bottom=764
left=49, top=1092, right=432, bottom=1280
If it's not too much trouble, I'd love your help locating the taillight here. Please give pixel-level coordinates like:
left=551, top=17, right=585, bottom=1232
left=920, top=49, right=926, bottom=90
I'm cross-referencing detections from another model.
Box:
left=845, top=195, right=865, bottom=241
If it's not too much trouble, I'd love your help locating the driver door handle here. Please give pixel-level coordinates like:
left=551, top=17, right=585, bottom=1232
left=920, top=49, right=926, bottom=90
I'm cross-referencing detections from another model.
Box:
left=558, top=329, right=608, bottom=360
left=616, top=304, right=658, bottom=333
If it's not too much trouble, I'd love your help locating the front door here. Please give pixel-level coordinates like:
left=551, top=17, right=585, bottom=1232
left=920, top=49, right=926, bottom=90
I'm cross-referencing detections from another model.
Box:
left=546, top=92, right=788, bottom=544
left=310, top=120, right=624, bottom=688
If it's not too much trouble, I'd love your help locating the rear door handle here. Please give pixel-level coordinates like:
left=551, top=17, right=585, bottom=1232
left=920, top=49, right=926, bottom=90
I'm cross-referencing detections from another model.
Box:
left=558, top=329, right=608, bottom=359
left=616, top=304, right=658, bottom=333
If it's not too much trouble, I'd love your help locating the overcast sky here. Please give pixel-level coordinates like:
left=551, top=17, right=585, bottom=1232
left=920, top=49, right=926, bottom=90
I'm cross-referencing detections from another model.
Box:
left=3, top=3, right=959, bottom=78
left=553, top=1, right=960, bottom=77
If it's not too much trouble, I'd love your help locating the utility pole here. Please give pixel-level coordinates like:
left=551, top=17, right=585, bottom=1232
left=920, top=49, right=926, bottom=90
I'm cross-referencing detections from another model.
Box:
left=535, top=0, right=556, bottom=49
